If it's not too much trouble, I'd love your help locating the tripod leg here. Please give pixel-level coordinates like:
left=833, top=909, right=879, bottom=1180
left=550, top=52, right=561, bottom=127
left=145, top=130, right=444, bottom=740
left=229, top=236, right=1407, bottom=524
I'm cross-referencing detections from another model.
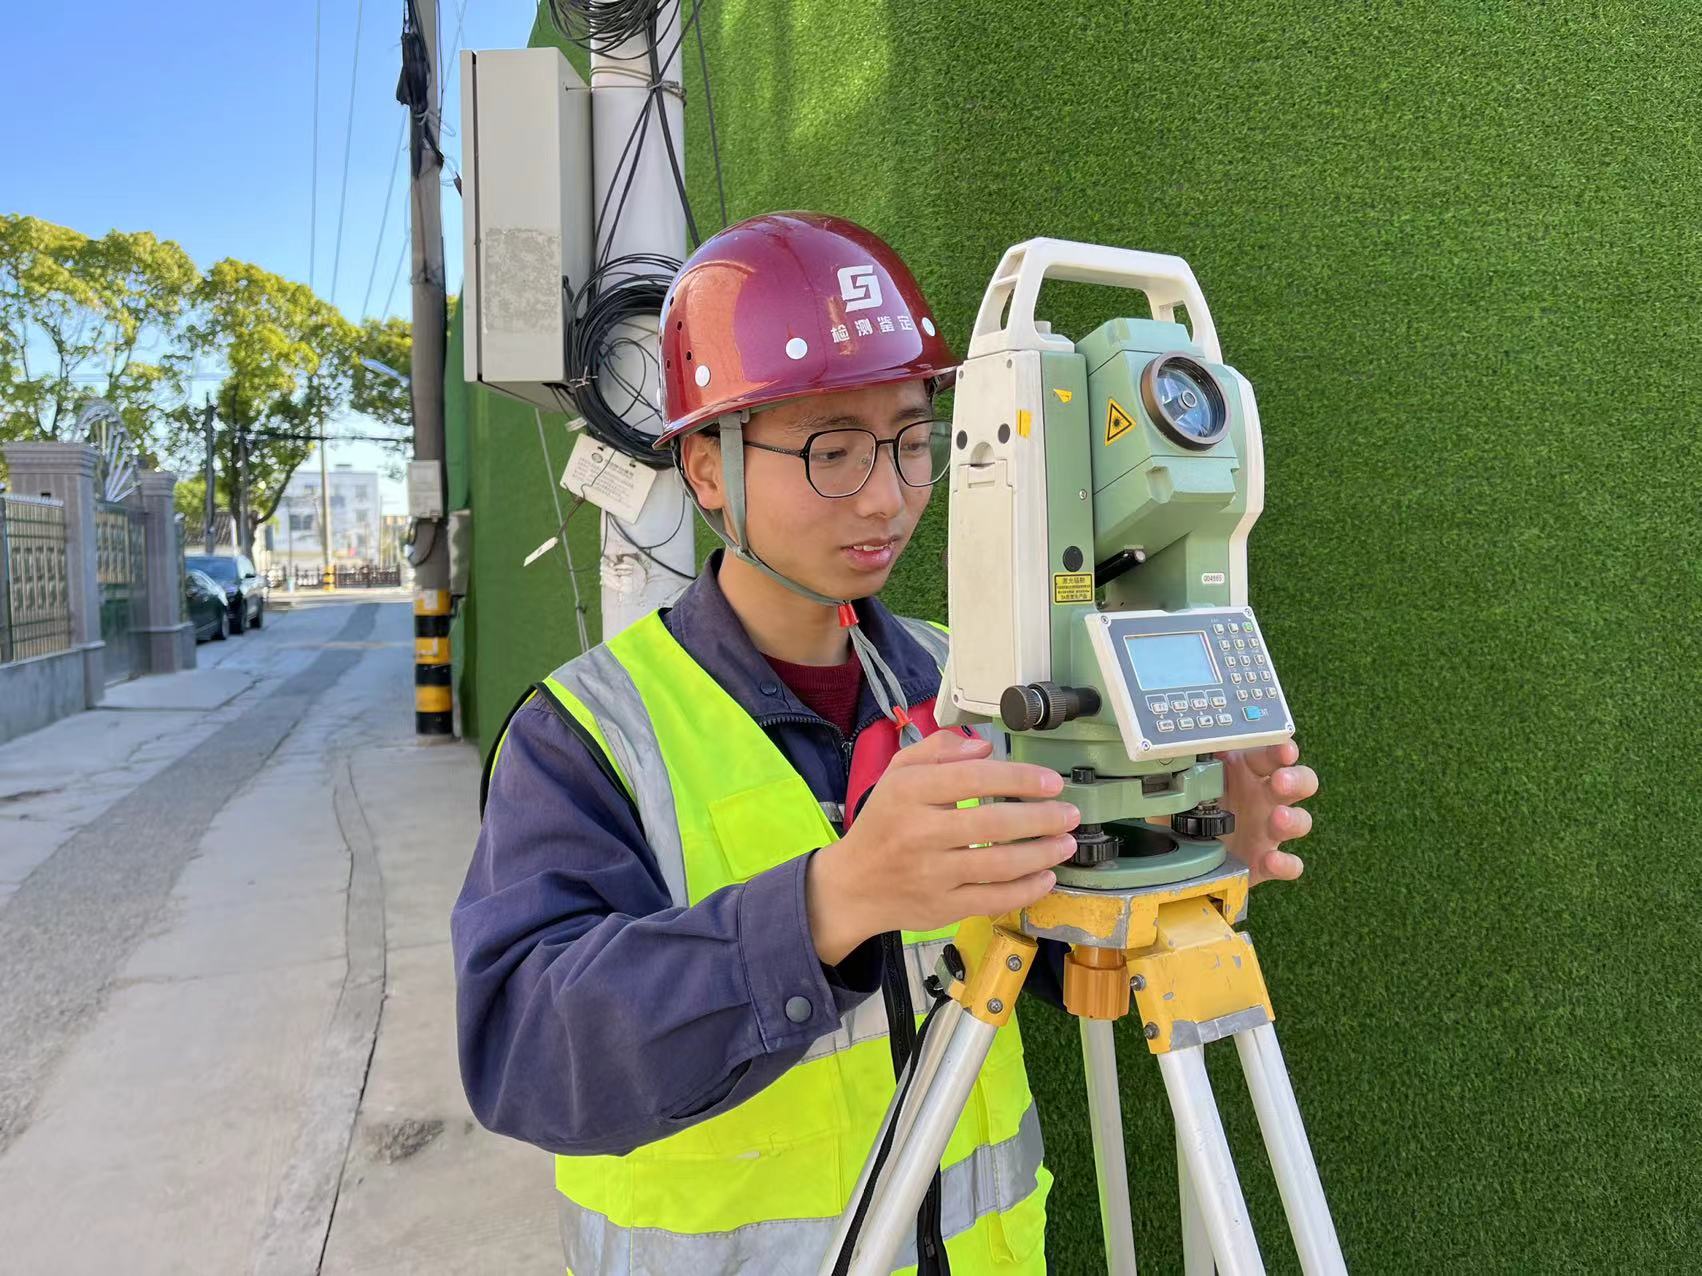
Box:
left=1158, top=1046, right=1264, bottom=1276
left=818, top=999, right=965, bottom=1272
left=1234, top=1024, right=1346, bottom=1276
left=841, top=1007, right=1001, bottom=1276
left=1080, top=1018, right=1140, bottom=1275
left=1177, top=1128, right=1215, bottom=1276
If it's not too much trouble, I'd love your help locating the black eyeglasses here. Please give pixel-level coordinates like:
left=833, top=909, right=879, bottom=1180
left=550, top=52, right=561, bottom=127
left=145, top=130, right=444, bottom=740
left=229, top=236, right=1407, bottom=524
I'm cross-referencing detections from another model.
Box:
left=741, top=419, right=953, bottom=499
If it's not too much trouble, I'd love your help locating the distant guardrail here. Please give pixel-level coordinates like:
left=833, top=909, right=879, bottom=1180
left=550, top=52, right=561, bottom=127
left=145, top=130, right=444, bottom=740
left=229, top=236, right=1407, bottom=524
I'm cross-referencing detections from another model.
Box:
left=265, top=564, right=403, bottom=590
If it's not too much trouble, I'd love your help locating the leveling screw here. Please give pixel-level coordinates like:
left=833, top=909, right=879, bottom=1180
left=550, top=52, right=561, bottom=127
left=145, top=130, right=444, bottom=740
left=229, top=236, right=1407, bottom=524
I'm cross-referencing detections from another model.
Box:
left=1006, top=955, right=1023, bottom=972
left=988, top=998, right=1005, bottom=1015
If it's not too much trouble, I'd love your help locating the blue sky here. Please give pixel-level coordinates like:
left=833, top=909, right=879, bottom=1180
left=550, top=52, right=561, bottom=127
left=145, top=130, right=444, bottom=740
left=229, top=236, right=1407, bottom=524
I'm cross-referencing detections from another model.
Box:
left=11, top=0, right=540, bottom=505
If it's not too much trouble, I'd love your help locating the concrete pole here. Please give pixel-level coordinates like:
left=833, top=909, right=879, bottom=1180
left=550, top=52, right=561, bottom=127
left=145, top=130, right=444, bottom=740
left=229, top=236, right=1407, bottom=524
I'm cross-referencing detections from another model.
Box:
left=136, top=470, right=196, bottom=673
left=407, top=0, right=452, bottom=734
left=591, top=10, right=697, bottom=636
left=201, top=397, right=217, bottom=555
left=319, top=437, right=333, bottom=586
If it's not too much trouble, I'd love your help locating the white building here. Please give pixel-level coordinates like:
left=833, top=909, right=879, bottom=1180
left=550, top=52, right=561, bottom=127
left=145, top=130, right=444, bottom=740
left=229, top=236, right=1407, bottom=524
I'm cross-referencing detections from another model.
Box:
left=270, top=464, right=384, bottom=571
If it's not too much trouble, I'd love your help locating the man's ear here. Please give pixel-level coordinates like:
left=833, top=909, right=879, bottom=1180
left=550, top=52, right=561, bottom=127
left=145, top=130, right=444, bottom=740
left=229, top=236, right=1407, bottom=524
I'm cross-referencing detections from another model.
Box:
left=679, top=432, right=724, bottom=512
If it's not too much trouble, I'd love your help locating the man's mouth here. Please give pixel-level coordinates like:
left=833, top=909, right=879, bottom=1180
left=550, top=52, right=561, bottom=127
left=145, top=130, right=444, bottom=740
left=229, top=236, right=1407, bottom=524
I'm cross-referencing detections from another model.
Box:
left=842, top=536, right=901, bottom=570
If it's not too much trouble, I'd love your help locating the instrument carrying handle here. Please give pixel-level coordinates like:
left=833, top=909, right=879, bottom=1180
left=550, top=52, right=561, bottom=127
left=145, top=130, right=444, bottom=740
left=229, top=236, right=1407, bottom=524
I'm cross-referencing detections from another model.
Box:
left=966, top=237, right=1222, bottom=364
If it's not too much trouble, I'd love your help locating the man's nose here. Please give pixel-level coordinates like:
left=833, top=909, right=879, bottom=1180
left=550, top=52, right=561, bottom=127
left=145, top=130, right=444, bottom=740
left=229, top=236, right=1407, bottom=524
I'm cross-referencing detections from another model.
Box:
left=852, top=445, right=906, bottom=519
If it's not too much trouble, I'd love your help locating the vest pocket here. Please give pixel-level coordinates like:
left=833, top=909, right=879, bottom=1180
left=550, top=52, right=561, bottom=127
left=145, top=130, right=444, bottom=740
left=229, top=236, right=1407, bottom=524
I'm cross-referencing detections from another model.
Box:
left=708, top=775, right=835, bottom=883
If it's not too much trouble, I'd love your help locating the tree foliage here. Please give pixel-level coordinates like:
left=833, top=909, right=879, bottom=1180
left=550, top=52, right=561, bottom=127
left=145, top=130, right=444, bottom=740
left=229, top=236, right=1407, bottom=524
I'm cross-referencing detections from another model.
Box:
left=163, top=260, right=358, bottom=553
left=0, top=215, right=199, bottom=446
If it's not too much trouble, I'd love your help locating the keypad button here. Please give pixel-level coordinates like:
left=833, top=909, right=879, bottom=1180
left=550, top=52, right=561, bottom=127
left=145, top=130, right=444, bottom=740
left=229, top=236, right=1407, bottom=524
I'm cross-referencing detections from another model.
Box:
left=1170, top=697, right=1189, bottom=712
left=1234, top=639, right=1245, bottom=650
left=1147, top=697, right=1169, bottom=713
left=1230, top=672, right=1242, bottom=684
left=1214, top=623, right=1225, bottom=633
left=1217, top=712, right=1232, bottom=726
left=1179, top=716, right=1195, bottom=729
left=1190, top=696, right=1207, bottom=709
left=1255, top=654, right=1267, bottom=666
left=1252, top=688, right=1264, bottom=699
left=1210, top=695, right=1226, bottom=708
left=1261, top=671, right=1272, bottom=682
left=1249, top=636, right=1261, bottom=648
left=1243, top=705, right=1265, bottom=721
left=1229, top=622, right=1241, bottom=632
left=1236, top=690, right=1249, bottom=701
left=1157, top=719, right=1175, bottom=732
left=1220, top=639, right=1232, bottom=650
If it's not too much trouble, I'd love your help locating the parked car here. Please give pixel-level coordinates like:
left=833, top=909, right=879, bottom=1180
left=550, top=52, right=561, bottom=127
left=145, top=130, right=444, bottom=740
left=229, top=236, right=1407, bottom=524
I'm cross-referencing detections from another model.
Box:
left=184, top=569, right=230, bottom=642
left=185, top=553, right=267, bottom=633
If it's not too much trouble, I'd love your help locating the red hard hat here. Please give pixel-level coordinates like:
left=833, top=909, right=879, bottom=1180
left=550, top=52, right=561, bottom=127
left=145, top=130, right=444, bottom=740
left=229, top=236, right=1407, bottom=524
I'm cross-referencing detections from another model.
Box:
left=654, top=212, right=958, bottom=447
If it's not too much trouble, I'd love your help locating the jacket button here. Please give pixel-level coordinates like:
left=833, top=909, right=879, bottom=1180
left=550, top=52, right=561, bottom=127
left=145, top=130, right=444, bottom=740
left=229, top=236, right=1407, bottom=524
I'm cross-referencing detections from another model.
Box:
left=760, top=680, right=781, bottom=697
left=785, top=995, right=812, bottom=1024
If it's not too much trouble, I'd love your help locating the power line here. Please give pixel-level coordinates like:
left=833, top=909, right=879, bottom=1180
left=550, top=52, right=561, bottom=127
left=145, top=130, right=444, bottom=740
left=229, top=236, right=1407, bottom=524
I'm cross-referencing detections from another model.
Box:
left=309, top=0, right=323, bottom=292
left=382, top=208, right=412, bottom=317
left=328, top=0, right=368, bottom=310
left=360, top=118, right=409, bottom=318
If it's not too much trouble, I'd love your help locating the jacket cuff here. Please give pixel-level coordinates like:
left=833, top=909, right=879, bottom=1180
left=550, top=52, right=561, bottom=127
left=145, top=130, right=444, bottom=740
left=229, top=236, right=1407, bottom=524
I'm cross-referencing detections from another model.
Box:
left=739, top=856, right=850, bottom=1052
left=823, top=935, right=883, bottom=1015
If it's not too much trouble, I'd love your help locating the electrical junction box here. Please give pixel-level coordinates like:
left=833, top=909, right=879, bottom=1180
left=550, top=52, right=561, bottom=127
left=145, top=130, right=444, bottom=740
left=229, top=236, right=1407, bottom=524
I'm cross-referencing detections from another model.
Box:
left=461, top=47, right=592, bottom=410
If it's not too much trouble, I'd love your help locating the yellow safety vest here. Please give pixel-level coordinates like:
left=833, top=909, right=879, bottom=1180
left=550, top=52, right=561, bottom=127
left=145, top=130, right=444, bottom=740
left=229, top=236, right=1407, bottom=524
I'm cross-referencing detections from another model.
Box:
left=508, top=611, right=1050, bottom=1274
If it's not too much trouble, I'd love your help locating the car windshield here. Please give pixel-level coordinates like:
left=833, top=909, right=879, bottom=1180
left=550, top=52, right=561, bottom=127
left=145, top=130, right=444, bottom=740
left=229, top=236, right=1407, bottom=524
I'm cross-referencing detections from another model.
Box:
left=187, top=555, right=238, bottom=583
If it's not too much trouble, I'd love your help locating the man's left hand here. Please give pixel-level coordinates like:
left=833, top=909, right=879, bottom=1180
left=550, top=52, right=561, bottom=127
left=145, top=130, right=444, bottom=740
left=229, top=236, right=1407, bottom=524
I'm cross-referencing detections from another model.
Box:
left=1214, top=740, right=1318, bottom=885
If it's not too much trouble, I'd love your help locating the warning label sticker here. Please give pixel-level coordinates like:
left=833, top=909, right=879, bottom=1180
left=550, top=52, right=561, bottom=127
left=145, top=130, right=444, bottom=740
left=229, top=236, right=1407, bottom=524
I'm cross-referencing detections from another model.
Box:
left=1053, top=573, right=1095, bottom=603
left=1105, top=399, right=1135, bottom=445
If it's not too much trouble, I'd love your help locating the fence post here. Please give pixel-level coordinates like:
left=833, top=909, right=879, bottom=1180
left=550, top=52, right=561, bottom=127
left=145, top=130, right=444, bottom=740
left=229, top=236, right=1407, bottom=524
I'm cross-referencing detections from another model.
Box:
left=137, top=470, right=195, bottom=674
left=3, top=442, right=104, bottom=706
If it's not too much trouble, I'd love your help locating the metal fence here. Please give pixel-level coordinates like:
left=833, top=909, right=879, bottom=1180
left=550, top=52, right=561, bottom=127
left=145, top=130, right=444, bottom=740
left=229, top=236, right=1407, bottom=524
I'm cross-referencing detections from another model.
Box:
left=0, top=494, right=73, bottom=664
left=265, top=564, right=402, bottom=590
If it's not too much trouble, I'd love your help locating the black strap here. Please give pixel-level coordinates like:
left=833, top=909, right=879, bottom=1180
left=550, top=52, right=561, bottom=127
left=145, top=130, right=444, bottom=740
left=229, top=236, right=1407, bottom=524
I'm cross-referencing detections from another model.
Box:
left=877, top=930, right=949, bottom=1275
left=830, top=990, right=953, bottom=1276
left=480, top=682, right=641, bottom=833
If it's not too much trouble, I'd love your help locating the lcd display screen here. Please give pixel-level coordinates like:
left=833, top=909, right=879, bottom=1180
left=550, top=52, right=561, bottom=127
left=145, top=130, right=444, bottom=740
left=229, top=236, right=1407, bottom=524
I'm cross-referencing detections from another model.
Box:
left=1124, top=632, right=1220, bottom=691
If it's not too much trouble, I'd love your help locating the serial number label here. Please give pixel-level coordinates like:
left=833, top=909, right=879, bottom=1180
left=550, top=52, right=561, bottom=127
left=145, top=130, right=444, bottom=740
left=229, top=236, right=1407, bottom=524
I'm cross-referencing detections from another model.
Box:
left=1052, top=573, right=1095, bottom=603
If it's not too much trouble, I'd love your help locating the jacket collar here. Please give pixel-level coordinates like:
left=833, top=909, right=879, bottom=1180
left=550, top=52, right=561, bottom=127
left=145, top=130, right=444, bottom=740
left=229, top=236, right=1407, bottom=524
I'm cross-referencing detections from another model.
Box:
left=661, top=549, right=945, bottom=737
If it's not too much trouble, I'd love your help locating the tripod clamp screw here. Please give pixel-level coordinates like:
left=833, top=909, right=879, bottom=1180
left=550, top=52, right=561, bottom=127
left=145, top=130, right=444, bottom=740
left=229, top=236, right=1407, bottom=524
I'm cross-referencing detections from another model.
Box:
left=1143, top=1022, right=1160, bottom=1040
left=1130, top=974, right=1147, bottom=992
left=987, top=998, right=1005, bottom=1015
left=1006, top=955, right=1024, bottom=972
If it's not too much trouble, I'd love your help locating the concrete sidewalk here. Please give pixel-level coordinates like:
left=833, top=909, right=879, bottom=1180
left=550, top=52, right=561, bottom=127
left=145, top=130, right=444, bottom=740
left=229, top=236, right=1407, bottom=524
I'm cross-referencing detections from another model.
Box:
left=0, top=597, right=557, bottom=1272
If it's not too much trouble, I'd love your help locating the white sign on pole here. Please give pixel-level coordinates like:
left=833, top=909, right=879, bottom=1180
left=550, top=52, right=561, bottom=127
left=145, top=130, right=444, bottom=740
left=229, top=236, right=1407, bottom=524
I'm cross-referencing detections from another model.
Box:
left=560, top=434, right=659, bottom=525
left=408, top=460, right=445, bottom=518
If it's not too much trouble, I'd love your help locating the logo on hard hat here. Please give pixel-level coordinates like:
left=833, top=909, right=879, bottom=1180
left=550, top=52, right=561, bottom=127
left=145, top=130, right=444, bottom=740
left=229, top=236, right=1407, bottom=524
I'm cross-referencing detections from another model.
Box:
left=838, top=265, right=883, bottom=313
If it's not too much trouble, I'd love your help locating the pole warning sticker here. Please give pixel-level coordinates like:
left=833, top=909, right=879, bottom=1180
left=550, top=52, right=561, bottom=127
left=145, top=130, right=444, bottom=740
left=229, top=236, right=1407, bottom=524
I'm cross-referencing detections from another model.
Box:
left=1105, top=399, right=1135, bottom=445
left=1053, top=573, right=1095, bottom=603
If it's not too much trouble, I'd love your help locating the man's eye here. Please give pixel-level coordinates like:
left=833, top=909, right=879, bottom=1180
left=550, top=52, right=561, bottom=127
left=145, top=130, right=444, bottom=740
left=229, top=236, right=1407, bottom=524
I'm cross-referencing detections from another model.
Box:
left=814, top=448, right=849, bottom=465
left=899, top=439, right=931, bottom=457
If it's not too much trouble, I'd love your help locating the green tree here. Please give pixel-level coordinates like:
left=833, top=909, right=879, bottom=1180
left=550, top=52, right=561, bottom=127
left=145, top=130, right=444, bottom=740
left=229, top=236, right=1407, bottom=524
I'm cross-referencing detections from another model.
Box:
left=164, top=260, right=358, bottom=555
left=0, top=215, right=199, bottom=446
left=351, top=315, right=415, bottom=481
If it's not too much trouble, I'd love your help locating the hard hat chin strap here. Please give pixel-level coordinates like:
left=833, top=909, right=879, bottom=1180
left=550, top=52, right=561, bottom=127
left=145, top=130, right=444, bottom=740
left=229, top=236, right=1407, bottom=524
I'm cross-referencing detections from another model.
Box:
left=689, top=413, right=924, bottom=748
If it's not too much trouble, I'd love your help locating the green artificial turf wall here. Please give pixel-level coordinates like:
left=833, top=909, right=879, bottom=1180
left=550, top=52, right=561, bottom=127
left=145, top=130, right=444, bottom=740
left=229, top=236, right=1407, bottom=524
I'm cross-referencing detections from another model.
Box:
left=674, top=2, right=1702, bottom=1270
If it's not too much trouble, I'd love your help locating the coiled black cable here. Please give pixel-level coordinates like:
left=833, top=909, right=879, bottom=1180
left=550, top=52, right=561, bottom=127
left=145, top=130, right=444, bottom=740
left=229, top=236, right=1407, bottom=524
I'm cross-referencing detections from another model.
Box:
left=558, top=254, right=681, bottom=466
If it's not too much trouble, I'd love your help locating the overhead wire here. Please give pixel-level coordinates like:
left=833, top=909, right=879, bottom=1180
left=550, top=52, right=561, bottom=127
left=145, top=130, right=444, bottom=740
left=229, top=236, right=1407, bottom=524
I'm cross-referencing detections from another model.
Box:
left=328, top=0, right=369, bottom=310
left=309, top=0, right=324, bottom=292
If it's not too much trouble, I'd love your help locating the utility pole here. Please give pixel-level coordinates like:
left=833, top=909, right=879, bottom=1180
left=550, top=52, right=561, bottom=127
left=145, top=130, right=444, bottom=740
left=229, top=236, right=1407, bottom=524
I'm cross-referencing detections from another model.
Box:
left=403, top=0, right=452, bottom=734
left=319, top=433, right=333, bottom=587
left=201, top=396, right=217, bottom=554
left=591, top=6, right=695, bottom=634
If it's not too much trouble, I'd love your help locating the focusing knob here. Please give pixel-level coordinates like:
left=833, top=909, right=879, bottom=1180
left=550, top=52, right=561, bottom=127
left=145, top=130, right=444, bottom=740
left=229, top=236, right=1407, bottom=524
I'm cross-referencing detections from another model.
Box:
left=1172, top=802, right=1235, bottom=840
left=1000, top=682, right=1103, bottom=732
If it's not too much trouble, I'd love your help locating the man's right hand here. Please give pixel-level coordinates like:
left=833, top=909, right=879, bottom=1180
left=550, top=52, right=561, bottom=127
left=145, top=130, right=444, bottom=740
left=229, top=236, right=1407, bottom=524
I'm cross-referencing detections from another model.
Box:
left=806, top=729, right=1080, bottom=965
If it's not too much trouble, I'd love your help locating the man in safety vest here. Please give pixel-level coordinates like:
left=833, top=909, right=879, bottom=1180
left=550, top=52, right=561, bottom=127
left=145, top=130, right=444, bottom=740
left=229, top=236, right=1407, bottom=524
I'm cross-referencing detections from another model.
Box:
left=453, top=212, right=1320, bottom=1275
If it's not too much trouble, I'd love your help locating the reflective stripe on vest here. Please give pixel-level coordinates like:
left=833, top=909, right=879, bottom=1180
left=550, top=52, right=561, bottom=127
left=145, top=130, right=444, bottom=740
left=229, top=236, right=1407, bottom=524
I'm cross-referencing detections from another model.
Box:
left=558, top=1106, right=1047, bottom=1276
left=522, top=612, right=1048, bottom=1274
